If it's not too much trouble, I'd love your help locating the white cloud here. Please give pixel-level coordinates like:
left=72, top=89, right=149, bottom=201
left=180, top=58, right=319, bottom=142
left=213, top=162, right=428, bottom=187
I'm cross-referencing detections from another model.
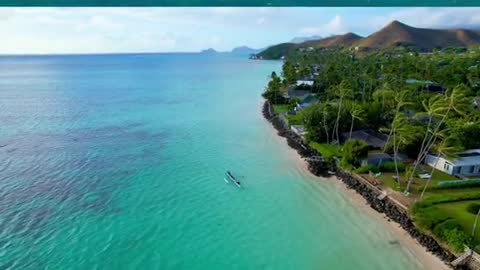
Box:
left=299, top=15, right=348, bottom=36
left=368, top=8, right=480, bottom=31
left=1, top=8, right=480, bottom=54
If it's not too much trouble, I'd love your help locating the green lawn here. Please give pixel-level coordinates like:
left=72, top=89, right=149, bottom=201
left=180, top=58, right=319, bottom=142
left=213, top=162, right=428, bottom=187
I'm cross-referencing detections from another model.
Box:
left=286, top=114, right=303, bottom=126
left=418, top=165, right=457, bottom=185
left=437, top=201, right=480, bottom=241
left=376, top=172, right=402, bottom=191
left=309, top=142, right=341, bottom=158
left=384, top=166, right=457, bottom=193
left=415, top=199, right=480, bottom=252
left=361, top=166, right=456, bottom=193
left=273, top=105, right=289, bottom=114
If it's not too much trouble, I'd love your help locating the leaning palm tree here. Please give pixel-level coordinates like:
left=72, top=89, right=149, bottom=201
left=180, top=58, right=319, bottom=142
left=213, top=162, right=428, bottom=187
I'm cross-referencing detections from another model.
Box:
left=372, top=82, right=395, bottom=110
left=348, top=103, right=365, bottom=139
left=473, top=207, right=480, bottom=237
left=381, top=113, right=415, bottom=185
left=383, top=90, right=413, bottom=152
left=419, top=136, right=461, bottom=200
left=404, top=85, right=469, bottom=193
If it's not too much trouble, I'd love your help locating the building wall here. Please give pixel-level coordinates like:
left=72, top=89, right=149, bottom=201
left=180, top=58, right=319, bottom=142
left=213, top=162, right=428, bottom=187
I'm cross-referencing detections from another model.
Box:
left=425, top=154, right=480, bottom=176
left=458, top=165, right=480, bottom=175
left=425, top=154, right=454, bottom=174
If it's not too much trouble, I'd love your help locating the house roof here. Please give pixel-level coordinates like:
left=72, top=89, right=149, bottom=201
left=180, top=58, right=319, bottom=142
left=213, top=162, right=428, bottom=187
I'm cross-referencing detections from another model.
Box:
left=300, top=95, right=316, bottom=105
left=367, top=152, right=392, bottom=160
left=405, top=79, right=444, bottom=92
left=448, top=149, right=480, bottom=167
left=342, top=130, right=387, bottom=149
left=363, top=152, right=393, bottom=166
left=285, top=89, right=311, bottom=100
left=406, top=79, right=434, bottom=84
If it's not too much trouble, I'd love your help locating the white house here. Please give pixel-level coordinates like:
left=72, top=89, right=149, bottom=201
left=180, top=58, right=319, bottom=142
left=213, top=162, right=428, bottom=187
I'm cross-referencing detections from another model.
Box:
left=296, top=79, right=314, bottom=86
left=425, top=149, right=480, bottom=176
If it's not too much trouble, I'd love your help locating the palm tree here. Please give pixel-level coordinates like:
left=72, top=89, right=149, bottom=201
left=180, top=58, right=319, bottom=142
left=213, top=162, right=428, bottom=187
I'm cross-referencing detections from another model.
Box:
left=331, top=80, right=353, bottom=145
left=348, top=103, right=365, bottom=139
left=405, top=85, right=470, bottom=193
left=322, top=105, right=331, bottom=144
left=381, top=113, right=415, bottom=185
left=473, top=208, right=480, bottom=237
left=372, top=83, right=395, bottom=110
left=419, top=137, right=461, bottom=200
left=383, top=90, right=413, bottom=152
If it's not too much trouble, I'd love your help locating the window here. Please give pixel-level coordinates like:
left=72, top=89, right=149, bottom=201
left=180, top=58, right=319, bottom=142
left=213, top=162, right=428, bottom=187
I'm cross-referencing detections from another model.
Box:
left=444, top=163, right=450, bottom=171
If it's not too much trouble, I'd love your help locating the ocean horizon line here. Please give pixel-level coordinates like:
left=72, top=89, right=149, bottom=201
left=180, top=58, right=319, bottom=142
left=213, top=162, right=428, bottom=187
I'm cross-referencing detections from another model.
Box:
left=0, top=51, right=229, bottom=57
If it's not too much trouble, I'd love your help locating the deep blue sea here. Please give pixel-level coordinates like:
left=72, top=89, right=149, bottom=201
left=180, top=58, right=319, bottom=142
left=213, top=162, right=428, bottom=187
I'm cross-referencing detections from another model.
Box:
left=0, top=53, right=426, bottom=269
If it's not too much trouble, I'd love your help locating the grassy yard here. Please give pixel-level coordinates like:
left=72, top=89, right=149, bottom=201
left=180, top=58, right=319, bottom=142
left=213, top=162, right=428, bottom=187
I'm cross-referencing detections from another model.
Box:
left=359, top=165, right=457, bottom=193
left=309, top=142, right=341, bottom=158
left=272, top=105, right=290, bottom=114
left=286, top=114, right=303, bottom=126
left=436, top=200, right=480, bottom=242
left=413, top=196, right=480, bottom=253
left=379, top=166, right=457, bottom=193
left=376, top=172, right=402, bottom=191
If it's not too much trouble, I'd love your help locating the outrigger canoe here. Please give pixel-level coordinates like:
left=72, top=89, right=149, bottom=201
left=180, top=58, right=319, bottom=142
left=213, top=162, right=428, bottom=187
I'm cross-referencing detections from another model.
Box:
left=224, top=170, right=241, bottom=188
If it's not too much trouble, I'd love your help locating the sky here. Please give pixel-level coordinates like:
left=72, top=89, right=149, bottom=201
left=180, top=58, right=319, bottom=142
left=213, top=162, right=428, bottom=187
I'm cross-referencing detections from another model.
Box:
left=0, top=7, right=480, bottom=54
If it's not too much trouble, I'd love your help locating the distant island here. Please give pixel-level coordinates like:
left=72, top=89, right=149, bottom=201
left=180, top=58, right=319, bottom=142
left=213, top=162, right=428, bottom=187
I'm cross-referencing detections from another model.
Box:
left=255, top=20, right=480, bottom=59
left=200, top=46, right=263, bottom=56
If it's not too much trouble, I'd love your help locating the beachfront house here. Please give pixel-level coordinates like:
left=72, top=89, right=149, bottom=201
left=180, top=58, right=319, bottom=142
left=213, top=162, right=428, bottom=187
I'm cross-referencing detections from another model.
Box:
left=296, top=75, right=315, bottom=87
left=296, top=79, right=314, bottom=87
left=405, top=79, right=445, bottom=93
left=294, top=95, right=316, bottom=113
left=425, top=149, right=480, bottom=176
left=362, top=153, right=393, bottom=167
left=283, top=89, right=311, bottom=101
left=342, top=129, right=388, bottom=150
left=291, top=125, right=308, bottom=138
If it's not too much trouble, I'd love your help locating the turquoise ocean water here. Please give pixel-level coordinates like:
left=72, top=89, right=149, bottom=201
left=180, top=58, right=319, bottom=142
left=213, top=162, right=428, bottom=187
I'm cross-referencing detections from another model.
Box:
left=0, top=54, right=425, bottom=269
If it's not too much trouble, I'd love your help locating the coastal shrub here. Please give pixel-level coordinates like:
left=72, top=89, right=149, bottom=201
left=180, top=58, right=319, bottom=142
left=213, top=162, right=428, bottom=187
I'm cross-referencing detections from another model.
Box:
left=323, top=156, right=337, bottom=170
left=466, top=203, right=480, bottom=215
left=379, top=162, right=406, bottom=173
left=433, top=219, right=473, bottom=253
left=411, top=205, right=449, bottom=230
left=416, top=191, right=480, bottom=208
left=340, top=140, right=368, bottom=168
left=431, top=180, right=480, bottom=190
left=355, top=165, right=379, bottom=174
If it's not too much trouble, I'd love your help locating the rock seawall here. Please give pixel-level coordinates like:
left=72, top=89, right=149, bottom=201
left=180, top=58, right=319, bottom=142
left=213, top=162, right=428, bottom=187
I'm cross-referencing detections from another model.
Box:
left=262, top=100, right=462, bottom=269
left=262, top=101, right=332, bottom=176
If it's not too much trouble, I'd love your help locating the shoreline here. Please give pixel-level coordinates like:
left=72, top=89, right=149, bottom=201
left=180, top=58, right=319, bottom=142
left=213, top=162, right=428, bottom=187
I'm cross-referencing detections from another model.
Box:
left=330, top=177, right=451, bottom=270
left=261, top=100, right=457, bottom=270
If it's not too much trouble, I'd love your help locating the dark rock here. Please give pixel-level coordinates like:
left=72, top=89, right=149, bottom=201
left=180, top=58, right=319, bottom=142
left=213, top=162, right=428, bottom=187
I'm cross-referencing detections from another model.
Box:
left=262, top=101, right=332, bottom=177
